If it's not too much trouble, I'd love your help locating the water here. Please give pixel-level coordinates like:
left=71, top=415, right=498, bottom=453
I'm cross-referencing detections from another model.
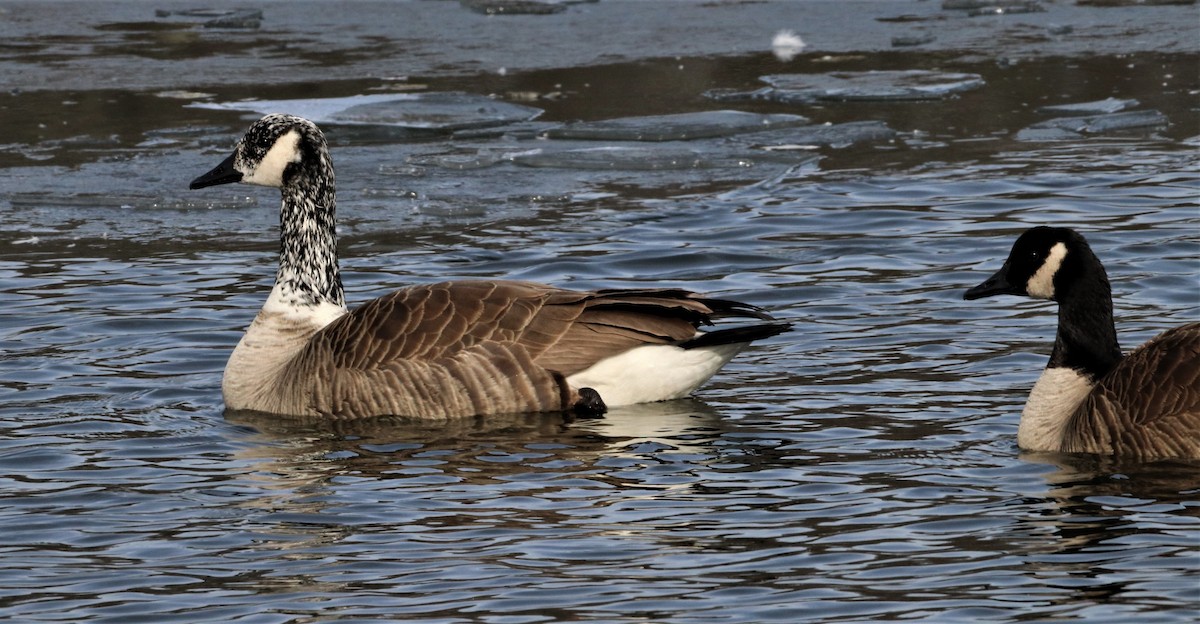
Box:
left=2, top=4, right=1199, bottom=622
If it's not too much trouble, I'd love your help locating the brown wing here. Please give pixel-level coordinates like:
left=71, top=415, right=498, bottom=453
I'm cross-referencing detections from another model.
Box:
left=291, top=280, right=769, bottom=419
left=315, top=281, right=565, bottom=366
left=1064, top=322, right=1200, bottom=459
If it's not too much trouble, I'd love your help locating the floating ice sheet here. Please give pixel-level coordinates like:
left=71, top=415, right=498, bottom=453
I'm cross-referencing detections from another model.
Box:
left=508, top=145, right=820, bottom=170
left=942, top=0, right=1021, bottom=9
left=1037, top=97, right=1139, bottom=115
left=409, top=119, right=891, bottom=172
left=965, top=2, right=1045, bottom=17
left=761, top=70, right=985, bottom=102
left=892, top=34, right=936, bottom=47
left=190, top=93, right=543, bottom=131
left=1016, top=109, right=1169, bottom=140
left=543, top=111, right=810, bottom=142
left=511, top=146, right=716, bottom=170
left=747, top=121, right=897, bottom=149
left=155, top=8, right=263, bottom=29
left=460, top=0, right=571, bottom=15
left=1076, top=0, right=1196, bottom=5
left=707, top=70, right=984, bottom=104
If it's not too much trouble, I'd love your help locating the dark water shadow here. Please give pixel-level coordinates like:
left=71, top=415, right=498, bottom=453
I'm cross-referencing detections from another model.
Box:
left=222, top=398, right=730, bottom=483
left=998, top=451, right=1200, bottom=605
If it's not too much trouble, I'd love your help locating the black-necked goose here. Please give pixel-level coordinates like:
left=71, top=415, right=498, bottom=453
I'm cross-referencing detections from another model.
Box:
left=964, top=226, right=1200, bottom=459
left=190, top=114, right=790, bottom=419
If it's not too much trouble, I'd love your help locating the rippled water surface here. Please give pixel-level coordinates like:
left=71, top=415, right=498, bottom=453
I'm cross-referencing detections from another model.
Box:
left=2, top=3, right=1199, bottom=622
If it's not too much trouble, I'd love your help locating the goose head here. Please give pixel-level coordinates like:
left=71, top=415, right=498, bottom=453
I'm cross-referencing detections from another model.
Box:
left=190, top=114, right=344, bottom=312
left=963, top=226, right=1098, bottom=302
left=190, top=114, right=329, bottom=191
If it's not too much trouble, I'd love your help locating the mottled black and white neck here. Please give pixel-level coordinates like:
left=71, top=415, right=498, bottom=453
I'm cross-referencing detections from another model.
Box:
left=191, top=114, right=346, bottom=321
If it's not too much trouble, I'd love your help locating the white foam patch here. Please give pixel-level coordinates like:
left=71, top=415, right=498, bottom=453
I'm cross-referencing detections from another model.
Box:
left=771, top=30, right=806, bottom=62
left=243, top=130, right=302, bottom=188
left=1026, top=241, right=1066, bottom=300
left=566, top=342, right=747, bottom=406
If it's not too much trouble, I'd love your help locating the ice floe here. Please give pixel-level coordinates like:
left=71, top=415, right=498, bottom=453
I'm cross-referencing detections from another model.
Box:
left=191, top=93, right=543, bottom=131
left=544, top=111, right=810, bottom=142
left=706, top=70, right=985, bottom=104
left=1016, top=109, right=1169, bottom=141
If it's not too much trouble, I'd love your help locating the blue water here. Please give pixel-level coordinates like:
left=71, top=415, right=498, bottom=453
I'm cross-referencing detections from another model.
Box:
left=1, top=30, right=1198, bottom=624
left=3, top=140, right=1197, bottom=621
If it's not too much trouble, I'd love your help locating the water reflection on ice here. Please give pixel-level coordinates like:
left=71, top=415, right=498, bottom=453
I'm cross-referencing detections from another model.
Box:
left=1037, top=97, right=1140, bottom=116
left=707, top=69, right=985, bottom=103
left=191, top=92, right=544, bottom=131
left=1016, top=109, right=1170, bottom=141
left=545, top=110, right=810, bottom=142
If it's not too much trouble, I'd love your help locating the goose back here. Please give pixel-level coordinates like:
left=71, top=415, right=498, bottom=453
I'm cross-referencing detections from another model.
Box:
left=282, top=280, right=783, bottom=419
left=1063, top=322, right=1200, bottom=458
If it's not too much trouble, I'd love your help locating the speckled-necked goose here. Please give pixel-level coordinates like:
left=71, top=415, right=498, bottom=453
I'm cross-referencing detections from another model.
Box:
left=190, top=114, right=790, bottom=419
left=964, top=226, right=1199, bottom=459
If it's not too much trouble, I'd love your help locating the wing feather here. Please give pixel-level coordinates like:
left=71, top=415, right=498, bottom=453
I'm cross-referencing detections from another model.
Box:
left=294, top=279, right=784, bottom=418
left=1064, top=322, right=1200, bottom=458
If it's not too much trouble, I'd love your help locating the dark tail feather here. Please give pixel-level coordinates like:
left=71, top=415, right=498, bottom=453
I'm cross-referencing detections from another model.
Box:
left=678, top=321, right=792, bottom=349
left=591, top=288, right=779, bottom=323
left=698, top=297, right=779, bottom=322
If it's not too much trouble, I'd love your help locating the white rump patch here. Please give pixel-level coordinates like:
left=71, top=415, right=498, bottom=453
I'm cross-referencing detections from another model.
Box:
left=1018, top=366, right=1095, bottom=451
left=1026, top=241, right=1067, bottom=300
left=566, top=342, right=748, bottom=407
left=243, top=129, right=302, bottom=188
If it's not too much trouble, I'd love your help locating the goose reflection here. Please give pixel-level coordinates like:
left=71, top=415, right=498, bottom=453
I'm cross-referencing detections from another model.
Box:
left=1004, top=451, right=1200, bottom=608
left=221, top=399, right=732, bottom=518
left=226, top=398, right=729, bottom=457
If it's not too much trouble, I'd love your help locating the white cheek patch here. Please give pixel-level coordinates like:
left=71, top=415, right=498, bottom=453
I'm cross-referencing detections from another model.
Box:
left=242, top=130, right=302, bottom=187
left=1026, top=241, right=1067, bottom=300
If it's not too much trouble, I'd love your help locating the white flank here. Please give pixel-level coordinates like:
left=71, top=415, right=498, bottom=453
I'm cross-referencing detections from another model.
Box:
left=243, top=130, right=302, bottom=187
left=1018, top=366, right=1095, bottom=451
left=566, top=342, right=748, bottom=407
left=1026, top=241, right=1067, bottom=300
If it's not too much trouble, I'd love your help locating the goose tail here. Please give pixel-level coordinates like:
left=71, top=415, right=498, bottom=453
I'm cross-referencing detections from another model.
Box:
left=679, top=321, right=793, bottom=349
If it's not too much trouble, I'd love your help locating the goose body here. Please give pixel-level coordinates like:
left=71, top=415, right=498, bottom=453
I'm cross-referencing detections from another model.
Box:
left=965, top=226, right=1200, bottom=459
left=191, top=114, right=790, bottom=419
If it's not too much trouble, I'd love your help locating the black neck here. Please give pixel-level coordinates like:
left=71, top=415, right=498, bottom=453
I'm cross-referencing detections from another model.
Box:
left=1047, top=254, right=1122, bottom=380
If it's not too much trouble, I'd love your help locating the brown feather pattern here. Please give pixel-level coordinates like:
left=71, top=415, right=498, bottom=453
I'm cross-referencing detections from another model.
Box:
left=1063, top=322, right=1200, bottom=459
left=278, top=280, right=778, bottom=419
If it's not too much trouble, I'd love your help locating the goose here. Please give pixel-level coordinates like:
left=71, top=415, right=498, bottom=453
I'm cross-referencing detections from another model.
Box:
left=190, top=113, right=791, bottom=419
left=964, top=226, right=1200, bottom=459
